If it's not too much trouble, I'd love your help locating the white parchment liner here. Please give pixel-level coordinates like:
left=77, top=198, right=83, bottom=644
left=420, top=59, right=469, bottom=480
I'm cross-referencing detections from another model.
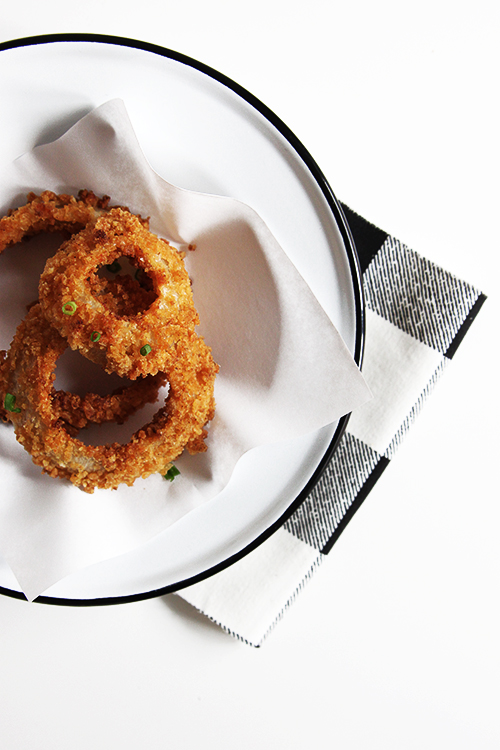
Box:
left=0, top=100, right=371, bottom=600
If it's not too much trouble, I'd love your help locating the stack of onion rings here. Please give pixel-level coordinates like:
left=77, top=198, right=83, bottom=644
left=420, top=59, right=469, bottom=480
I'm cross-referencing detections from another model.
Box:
left=0, top=191, right=165, bottom=428
left=0, top=192, right=218, bottom=493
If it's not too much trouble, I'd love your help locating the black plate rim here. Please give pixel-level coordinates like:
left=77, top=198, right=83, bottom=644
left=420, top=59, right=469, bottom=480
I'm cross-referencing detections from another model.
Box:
left=0, top=33, right=365, bottom=606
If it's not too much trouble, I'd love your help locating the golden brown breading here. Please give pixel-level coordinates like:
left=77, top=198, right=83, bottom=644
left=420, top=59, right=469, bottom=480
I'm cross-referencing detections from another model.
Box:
left=2, top=304, right=217, bottom=493
left=1, top=193, right=218, bottom=492
left=0, top=190, right=112, bottom=252
left=38, top=208, right=200, bottom=379
left=90, top=272, right=157, bottom=316
left=50, top=371, right=168, bottom=435
left=0, top=195, right=163, bottom=429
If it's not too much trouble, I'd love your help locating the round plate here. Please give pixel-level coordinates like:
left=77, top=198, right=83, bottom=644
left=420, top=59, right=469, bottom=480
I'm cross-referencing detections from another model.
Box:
left=0, top=34, right=364, bottom=604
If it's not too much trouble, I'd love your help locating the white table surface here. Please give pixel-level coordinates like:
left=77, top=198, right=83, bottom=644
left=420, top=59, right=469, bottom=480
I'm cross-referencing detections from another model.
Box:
left=1, top=4, right=498, bottom=749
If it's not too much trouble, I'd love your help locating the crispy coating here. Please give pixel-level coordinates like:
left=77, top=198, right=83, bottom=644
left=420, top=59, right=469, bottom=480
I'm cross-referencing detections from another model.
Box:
left=50, top=371, right=168, bottom=435
left=51, top=274, right=165, bottom=432
left=0, top=192, right=162, bottom=427
left=0, top=190, right=112, bottom=252
left=90, top=272, right=157, bottom=316
left=1, top=192, right=218, bottom=492
left=3, top=305, right=217, bottom=493
left=2, top=363, right=167, bottom=432
left=2, top=325, right=167, bottom=429
left=39, top=209, right=199, bottom=379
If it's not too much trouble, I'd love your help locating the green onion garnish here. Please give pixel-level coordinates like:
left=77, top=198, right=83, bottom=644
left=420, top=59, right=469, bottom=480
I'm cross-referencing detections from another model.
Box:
left=164, top=465, right=180, bottom=482
left=90, top=331, right=101, bottom=343
left=105, top=261, right=121, bottom=273
left=140, top=344, right=152, bottom=356
left=62, top=301, right=77, bottom=316
left=4, top=393, right=21, bottom=413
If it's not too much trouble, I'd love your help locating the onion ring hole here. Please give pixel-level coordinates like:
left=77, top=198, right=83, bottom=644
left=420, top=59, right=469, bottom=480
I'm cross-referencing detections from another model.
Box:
left=53, top=346, right=169, bottom=446
left=94, top=256, right=157, bottom=316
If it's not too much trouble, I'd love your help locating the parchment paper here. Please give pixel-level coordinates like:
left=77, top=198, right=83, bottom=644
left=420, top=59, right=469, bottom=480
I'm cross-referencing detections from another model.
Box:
left=0, top=100, right=371, bottom=600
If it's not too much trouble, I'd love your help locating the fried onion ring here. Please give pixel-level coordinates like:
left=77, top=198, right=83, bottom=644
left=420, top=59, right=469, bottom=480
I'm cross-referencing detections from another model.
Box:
left=2, top=364, right=166, bottom=433
left=2, top=304, right=217, bottom=493
left=0, top=190, right=113, bottom=252
left=0, top=197, right=164, bottom=428
left=50, top=371, right=168, bottom=435
left=38, top=208, right=199, bottom=379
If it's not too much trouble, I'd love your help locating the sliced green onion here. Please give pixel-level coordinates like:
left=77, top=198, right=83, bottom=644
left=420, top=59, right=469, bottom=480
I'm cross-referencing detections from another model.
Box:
left=4, top=393, right=21, bottom=413
left=164, top=465, right=180, bottom=482
left=140, top=344, right=152, bottom=356
left=105, top=260, right=121, bottom=273
left=90, top=331, right=101, bottom=343
left=62, top=301, right=77, bottom=316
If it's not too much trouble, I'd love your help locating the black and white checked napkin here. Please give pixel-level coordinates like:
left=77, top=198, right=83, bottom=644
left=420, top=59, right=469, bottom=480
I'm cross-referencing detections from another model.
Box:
left=179, top=206, right=486, bottom=646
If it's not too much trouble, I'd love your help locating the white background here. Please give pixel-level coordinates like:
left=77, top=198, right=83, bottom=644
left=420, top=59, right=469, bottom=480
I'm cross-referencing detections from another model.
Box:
left=1, top=3, right=498, bottom=749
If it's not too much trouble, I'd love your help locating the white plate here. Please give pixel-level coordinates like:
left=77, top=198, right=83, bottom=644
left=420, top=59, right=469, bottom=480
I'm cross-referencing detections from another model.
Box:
left=0, top=35, right=364, bottom=604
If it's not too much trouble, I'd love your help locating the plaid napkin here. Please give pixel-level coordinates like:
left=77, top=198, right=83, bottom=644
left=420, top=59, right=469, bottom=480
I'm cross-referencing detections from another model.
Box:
left=178, top=205, right=486, bottom=646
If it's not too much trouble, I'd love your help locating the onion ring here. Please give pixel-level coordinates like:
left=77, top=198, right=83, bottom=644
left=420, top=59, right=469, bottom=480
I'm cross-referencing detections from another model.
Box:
left=1, top=198, right=163, bottom=428
left=2, top=297, right=166, bottom=429
left=38, top=208, right=199, bottom=379
left=50, top=371, right=168, bottom=435
left=0, top=190, right=113, bottom=252
left=2, top=364, right=166, bottom=433
left=2, top=304, right=217, bottom=493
